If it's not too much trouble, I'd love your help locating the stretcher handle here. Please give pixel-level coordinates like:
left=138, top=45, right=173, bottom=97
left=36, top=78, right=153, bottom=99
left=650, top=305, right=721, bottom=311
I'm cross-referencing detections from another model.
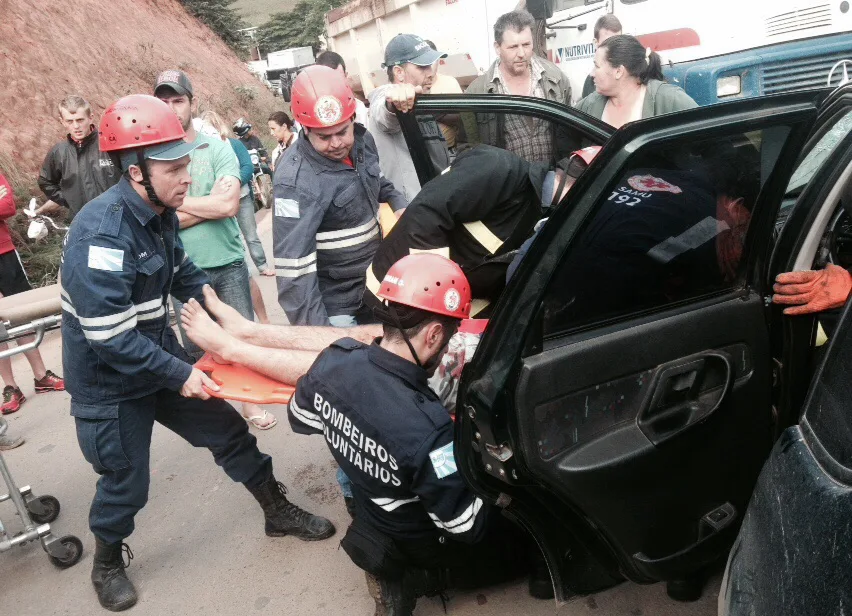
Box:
left=0, top=315, right=62, bottom=360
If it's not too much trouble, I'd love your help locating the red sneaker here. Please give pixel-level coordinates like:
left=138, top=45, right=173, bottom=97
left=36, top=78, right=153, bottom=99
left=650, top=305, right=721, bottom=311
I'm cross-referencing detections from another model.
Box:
left=1, top=386, right=25, bottom=414
left=34, top=370, right=65, bottom=393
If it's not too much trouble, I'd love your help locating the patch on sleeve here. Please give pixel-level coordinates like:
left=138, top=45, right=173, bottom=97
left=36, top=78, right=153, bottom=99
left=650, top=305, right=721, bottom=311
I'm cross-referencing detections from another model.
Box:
left=429, top=442, right=458, bottom=479
left=87, top=245, right=124, bottom=272
left=274, top=198, right=300, bottom=218
left=627, top=175, right=682, bottom=194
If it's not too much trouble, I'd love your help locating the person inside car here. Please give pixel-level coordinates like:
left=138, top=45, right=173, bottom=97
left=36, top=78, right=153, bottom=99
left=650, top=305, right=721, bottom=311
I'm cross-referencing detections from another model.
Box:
left=364, top=144, right=595, bottom=319
left=543, top=140, right=759, bottom=329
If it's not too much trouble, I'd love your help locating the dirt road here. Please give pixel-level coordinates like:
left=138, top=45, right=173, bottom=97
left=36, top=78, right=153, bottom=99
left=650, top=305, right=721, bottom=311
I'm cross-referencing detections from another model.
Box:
left=0, top=213, right=720, bottom=615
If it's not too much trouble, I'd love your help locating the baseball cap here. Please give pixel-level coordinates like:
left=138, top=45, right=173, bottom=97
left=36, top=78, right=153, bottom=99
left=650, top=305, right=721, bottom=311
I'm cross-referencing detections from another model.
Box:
left=119, top=139, right=207, bottom=172
left=154, top=69, right=194, bottom=98
left=382, top=34, right=447, bottom=68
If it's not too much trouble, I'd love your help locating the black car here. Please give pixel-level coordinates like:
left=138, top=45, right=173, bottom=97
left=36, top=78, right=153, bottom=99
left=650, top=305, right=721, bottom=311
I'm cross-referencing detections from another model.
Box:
left=395, top=84, right=852, bottom=613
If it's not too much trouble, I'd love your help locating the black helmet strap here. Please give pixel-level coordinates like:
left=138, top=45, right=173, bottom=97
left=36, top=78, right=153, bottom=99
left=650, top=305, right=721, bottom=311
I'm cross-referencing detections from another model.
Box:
left=135, top=150, right=166, bottom=209
left=388, top=304, right=423, bottom=368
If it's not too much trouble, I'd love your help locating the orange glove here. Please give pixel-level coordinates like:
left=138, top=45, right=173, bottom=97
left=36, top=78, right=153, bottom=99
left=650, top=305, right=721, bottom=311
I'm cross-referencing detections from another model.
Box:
left=772, top=263, right=852, bottom=315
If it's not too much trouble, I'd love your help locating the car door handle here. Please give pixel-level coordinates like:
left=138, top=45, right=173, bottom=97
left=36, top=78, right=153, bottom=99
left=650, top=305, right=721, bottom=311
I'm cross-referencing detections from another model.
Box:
left=638, top=350, right=734, bottom=445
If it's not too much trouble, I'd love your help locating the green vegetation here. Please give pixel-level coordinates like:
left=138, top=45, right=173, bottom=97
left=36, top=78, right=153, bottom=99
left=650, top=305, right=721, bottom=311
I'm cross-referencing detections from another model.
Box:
left=179, top=0, right=248, bottom=54
left=256, top=0, right=347, bottom=55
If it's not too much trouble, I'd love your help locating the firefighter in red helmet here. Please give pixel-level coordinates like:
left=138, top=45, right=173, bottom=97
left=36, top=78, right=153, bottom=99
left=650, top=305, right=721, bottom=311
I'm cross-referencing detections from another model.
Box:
left=273, top=64, right=407, bottom=327
left=288, top=253, right=542, bottom=615
left=61, top=94, right=335, bottom=612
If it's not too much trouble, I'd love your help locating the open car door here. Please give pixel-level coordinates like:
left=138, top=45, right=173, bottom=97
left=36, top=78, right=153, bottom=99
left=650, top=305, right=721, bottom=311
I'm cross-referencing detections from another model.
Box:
left=455, top=88, right=836, bottom=600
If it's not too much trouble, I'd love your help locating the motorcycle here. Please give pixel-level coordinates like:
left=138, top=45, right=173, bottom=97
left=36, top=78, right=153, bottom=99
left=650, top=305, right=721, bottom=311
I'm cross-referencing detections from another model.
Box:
left=248, top=148, right=273, bottom=210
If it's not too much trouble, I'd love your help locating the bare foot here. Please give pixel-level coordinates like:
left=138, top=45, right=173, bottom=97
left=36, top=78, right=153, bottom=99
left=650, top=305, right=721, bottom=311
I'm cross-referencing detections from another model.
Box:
left=243, top=402, right=277, bottom=429
left=260, top=269, right=275, bottom=277
left=181, top=298, right=238, bottom=361
left=201, top=285, right=253, bottom=339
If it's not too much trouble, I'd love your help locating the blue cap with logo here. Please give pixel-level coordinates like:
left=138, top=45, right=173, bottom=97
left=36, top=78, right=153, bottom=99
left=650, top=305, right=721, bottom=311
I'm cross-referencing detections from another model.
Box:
left=382, top=34, right=447, bottom=68
left=119, top=139, right=207, bottom=172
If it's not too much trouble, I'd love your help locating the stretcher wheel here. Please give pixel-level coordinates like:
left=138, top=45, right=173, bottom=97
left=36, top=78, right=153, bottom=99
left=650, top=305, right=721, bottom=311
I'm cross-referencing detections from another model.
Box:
left=28, top=495, right=60, bottom=524
left=48, top=535, right=83, bottom=569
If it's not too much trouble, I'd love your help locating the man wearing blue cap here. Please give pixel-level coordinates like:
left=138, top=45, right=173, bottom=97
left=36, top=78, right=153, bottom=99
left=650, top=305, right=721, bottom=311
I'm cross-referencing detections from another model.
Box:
left=61, top=95, right=335, bottom=612
left=367, top=33, right=452, bottom=201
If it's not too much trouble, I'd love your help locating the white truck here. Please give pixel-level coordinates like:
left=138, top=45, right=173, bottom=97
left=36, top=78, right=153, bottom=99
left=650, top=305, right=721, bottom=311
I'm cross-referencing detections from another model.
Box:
left=266, top=46, right=316, bottom=101
left=325, top=0, right=852, bottom=104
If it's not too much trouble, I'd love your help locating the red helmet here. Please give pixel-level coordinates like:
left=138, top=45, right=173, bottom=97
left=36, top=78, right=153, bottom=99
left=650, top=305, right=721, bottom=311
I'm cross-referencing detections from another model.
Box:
left=99, top=94, right=186, bottom=153
left=291, top=65, right=358, bottom=129
left=377, top=254, right=472, bottom=319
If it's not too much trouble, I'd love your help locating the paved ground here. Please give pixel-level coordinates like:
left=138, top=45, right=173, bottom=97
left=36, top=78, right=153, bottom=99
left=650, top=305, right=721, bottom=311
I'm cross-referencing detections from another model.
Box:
left=0, top=212, right=720, bottom=615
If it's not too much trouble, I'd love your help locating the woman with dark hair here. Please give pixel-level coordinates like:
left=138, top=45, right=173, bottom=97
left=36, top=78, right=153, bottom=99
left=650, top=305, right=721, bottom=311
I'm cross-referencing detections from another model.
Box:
left=575, top=34, right=697, bottom=128
left=268, top=111, right=297, bottom=171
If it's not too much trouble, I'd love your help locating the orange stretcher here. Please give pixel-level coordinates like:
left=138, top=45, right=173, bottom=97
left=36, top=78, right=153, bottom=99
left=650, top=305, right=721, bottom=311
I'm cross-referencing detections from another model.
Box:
left=195, top=354, right=295, bottom=405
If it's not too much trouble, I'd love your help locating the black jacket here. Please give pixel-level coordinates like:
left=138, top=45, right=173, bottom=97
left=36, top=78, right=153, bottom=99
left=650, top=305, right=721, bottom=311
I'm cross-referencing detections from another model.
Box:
left=38, top=129, right=119, bottom=219
left=365, top=145, right=549, bottom=317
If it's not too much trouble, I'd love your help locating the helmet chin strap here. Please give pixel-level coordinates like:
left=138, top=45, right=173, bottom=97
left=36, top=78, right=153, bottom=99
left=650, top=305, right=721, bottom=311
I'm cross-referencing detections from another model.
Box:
left=135, top=150, right=166, bottom=209
left=388, top=304, right=424, bottom=368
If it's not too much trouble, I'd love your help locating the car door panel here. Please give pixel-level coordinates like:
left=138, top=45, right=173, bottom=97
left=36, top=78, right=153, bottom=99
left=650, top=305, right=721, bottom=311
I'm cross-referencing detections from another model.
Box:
left=515, top=293, right=770, bottom=582
left=453, top=89, right=837, bottom=600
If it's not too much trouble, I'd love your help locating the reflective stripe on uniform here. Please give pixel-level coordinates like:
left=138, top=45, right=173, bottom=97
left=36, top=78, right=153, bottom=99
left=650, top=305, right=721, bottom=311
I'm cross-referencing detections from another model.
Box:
left=275, top=253, right=318, bottom=279
left=371, top=496, right=421, bottom=512
left=82, top=316, right=138, bottom=341
left=463, top=221, right=503, bottom=255
left=366, top=264, right=381, bottom=294
left=60, top=286, right=165, bottom=334
left=470, top=299, right=490, bottom=317
left=316, top=220, right=380, bottom=250
left=647, top=217, right=726, bottom=264
left=137, top=305, right=166, bottom=321
left=289, top=397, right=323, bottom=430
left=428, top=497, right=483, bottom=534
left=409, top=246, right=450, bottom=258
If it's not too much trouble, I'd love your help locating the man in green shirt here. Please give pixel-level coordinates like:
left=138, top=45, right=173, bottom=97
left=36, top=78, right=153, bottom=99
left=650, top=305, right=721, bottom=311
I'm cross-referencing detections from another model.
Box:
left=155, top=70, right=276, bottom=429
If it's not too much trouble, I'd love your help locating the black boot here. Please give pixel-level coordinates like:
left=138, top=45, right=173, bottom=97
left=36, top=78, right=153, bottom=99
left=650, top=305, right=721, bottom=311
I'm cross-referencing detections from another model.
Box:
left=247, top=476, right=335, bottom=540
left=91, top=539, right=138, bottom=612
left=376, top=576, right=418, bottom=616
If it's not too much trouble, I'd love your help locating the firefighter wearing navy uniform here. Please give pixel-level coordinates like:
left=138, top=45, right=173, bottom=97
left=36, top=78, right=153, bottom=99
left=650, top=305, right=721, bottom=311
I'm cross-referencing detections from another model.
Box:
left=61, top=95, right=334, bottom=612
left=365, top=145, right=600, bottom=318
left=273, top=65, right=406, bottom=326
left=288, top=254, right=535, bottom=615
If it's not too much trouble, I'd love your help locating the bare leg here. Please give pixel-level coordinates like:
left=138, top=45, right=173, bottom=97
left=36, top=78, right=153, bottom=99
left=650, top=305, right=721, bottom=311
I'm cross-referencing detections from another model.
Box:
left=0, top=343, right=18, bottom=388
left=202, top=285, right=381, bottom=350
left=0, top=337, right=47, bottom=386
left=19, top=336, right=47, bottom=380
left=181, top=298, right=320, bottom=385
left=248, top=277, right=270, bottom=324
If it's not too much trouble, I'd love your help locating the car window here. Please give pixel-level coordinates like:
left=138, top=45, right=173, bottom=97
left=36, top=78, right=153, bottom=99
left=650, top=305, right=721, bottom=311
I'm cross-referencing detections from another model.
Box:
left=786, top=109, right=852, bottom=197
left=412, top=104, right=588, bottom=171
left=541, top=126, right=792, bottom=337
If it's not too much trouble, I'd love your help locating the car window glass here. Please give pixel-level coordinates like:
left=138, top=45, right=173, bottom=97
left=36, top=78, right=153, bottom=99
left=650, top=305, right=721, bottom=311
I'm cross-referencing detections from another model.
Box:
left=413, top=105, right=587, bottom=171
left=787, top=109, right=852, bottom=196
left=542, top=126, right=791, bottom=337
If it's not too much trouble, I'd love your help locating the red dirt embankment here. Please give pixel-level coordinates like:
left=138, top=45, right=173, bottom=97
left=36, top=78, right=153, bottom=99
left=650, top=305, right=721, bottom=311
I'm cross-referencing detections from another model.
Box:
left=0, top=0, right=279, bottom=188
